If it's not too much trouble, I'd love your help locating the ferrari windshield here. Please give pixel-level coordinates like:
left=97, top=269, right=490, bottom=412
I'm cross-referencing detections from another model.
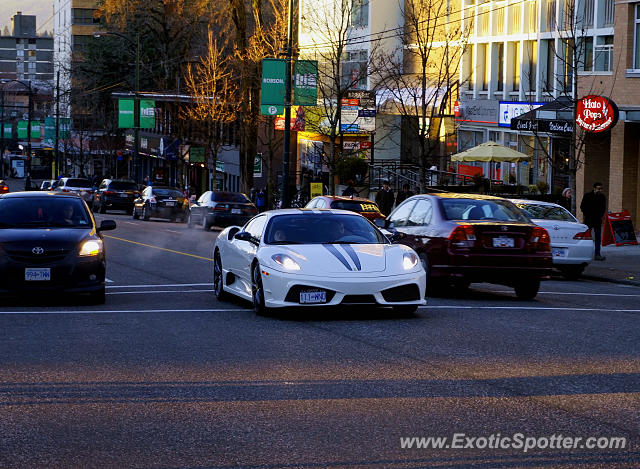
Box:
left=0, top=197, right=92, bottom=228
left=264, top=213, right=387, bottom=244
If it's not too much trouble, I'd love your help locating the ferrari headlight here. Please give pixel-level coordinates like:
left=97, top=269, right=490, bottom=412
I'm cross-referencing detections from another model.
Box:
left=272, top=254, right=301, bottom=271
left=402, top=252, right=419, bottom=270
left=79, top=239, right=103, bottom=257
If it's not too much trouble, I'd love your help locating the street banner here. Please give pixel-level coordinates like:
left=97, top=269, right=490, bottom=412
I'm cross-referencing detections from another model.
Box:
left=189, top=146, right=205, bottom=163
left=30, top=121, right=41, bottom=139
left=118, top=99, right=134, bottom=128
left=59, top=118, right=71, bottom=139
left=140, top=99, right=156, bottom=129
left=44, top=118, right=55, bottom=145
left=17, top=121, right=27, bottom=139
left=294, top=60, right=318, bottom=106
left=254, top=154, right=263, bottom=177
left=260, top=58, right=286, bottom=116
left=3, top=123, right=12, bottom=138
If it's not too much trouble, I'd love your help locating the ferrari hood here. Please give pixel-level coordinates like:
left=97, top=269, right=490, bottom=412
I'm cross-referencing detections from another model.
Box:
left=270, top=243, right=390, bottom=273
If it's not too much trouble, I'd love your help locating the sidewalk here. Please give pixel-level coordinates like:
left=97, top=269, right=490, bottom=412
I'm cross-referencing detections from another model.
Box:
left=2, top=177, right=640, bottom=285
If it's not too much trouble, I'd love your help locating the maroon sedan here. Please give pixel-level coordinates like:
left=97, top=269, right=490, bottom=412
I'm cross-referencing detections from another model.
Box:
left=376, top=193, right=553, bottom=299
left=305, top=195, right=385, bottom=221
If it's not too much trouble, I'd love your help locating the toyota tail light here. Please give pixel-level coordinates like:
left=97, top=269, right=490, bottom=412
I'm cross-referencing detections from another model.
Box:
left=448, top=224, right=476, bottom=248
left=573, top=229, right=592, bottom=240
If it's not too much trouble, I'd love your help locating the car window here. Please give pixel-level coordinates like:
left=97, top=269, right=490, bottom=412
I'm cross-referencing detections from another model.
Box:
left=516, top=203, right=577, bottom=222
left=109, top=181, right=138, bottom=191
left=306, top=198, right=317, bottom=208
left=0, top=197, right=92, bottom=228
left=99, top=182, right=108, bottom=190
left=66, top=178, right=92, bottom=187
left=244, top=215, right=267, bottom=241
left=212, top=192, right=251, bottom=203
left=198, top=191, right=211, bottom=204
left=407, top=199, right=433, bottom=226
left=152, top=188, right=183, bottom=197
left=143, top=187, right=151, bottom=196
left=441, top=199, right=529, bottom=222
left=264, top=213, right=387, bottom=244
left=387, top=200, right=416, bottom=227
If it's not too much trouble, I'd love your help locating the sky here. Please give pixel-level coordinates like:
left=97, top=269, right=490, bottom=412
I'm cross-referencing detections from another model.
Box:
left=0, top=1, right=53, bottom=35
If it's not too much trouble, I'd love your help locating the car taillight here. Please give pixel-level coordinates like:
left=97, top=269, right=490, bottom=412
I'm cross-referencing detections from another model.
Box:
left=62, top=188, right=70, bottom=192
left=103, top=191, right=115, bottom=195
left=531, top=226, right=551, bottom=251
left=448, top=224, right=476, bottom=248
left=573, top=229, right=592, bottom=240
left=214, top=204, right=228, bottom=211
left=246, top=207, right=258, bottom=214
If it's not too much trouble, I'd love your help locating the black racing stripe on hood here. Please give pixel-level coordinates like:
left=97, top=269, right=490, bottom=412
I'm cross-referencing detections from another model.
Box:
left=323, top=244, right=353, bottom=271
left=339, top=244, right=361, bottom=271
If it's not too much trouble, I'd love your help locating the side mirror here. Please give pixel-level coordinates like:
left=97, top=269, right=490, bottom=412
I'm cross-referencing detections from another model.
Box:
left=97, top=219, right=117, bottom=232
left=228, top=226, right=241, bottom=240
left=373, top=218, right=386, bottom=228
left=388, top=231, right=406, bottom=242
left=234, top=231, right=253, bottom=242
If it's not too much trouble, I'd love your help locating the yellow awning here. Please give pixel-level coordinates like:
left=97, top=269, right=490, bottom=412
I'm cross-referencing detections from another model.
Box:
left=450, top=141, right=531, bottom=163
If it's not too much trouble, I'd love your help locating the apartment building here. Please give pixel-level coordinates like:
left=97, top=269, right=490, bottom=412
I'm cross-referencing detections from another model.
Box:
left=457, top=0, right=614, bottom=190
left=0, top=12, right=54, bottom=83
left=577, top=1, right=640, bottom=225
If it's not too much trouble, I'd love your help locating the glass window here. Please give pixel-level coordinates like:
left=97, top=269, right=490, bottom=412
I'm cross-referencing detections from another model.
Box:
left=635, top=5, right=640, bottom=69
left=152, top=188, right=183, bottom=197
left=0, top=197, right=91, bottom=228
left=407, top=199, right=433, bottom=226
left=212, top=192, right=251, bottom=203
left=198, top=191, right=211, bottom=204
left=387, top=200, right=417, bottom=227
left=109, top=181, right=137, bottom=191
left=65, top=178, right=92, bottom=188
left=245, top=215, right=267, bottom=240
left=440, top=198, right=529, bottom=222
left=594, top=36, right=613, bottom=72
left=350, top=0, right=369, bottom=27
left=264, top=213, right=386, bottom=244
left=515, top=203, right=577, bottom=221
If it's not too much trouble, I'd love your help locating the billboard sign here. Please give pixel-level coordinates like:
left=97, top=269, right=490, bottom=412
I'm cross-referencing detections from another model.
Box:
left=340, top=90, right=376, bottom=133
left=498, top=101, right=544, bottom=127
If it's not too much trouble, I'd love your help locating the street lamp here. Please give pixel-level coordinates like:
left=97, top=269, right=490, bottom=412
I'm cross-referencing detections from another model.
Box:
left=0, top=79, right=33, bottom=189
left=93, top=30, right=140, bottom=183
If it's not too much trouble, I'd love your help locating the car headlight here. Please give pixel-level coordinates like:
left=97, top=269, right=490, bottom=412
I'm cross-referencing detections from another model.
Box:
left=402, top=252, right=419, bottom=270
left=272, top=253, right=301, bottom=271
left=79, top=239, right=103, bottom=257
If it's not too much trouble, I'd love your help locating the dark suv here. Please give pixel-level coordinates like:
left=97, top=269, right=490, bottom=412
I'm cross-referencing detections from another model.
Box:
left=92, top=179, right=139, bottom=214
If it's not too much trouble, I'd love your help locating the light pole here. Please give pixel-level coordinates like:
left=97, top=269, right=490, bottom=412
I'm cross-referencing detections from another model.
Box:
left=280, top=0, right=295, bottom=208
left=1, top=79, right=33, bottom=188
left=94, top=31, right=140, bottom=183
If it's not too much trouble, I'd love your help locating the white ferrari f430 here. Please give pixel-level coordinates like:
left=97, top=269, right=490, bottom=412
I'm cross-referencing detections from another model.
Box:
left=213, top=209, right=426, bottom=315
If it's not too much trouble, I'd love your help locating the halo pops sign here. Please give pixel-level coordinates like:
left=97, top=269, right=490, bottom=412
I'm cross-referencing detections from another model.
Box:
left=576, top=95, right=618, bottom=133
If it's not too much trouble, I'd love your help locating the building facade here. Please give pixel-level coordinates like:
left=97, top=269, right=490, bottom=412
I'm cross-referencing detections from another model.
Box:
left=0, top=12, right=53, bottom=83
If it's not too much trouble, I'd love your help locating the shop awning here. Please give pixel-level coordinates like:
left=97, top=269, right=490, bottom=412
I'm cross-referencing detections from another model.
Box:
left=450, top=141, right=531, bottom=163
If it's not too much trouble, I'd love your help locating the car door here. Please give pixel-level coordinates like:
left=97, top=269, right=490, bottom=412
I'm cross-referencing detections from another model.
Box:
left=226, top=215, right=267, bottom=284
left=399, top=198, right=436, bottom=256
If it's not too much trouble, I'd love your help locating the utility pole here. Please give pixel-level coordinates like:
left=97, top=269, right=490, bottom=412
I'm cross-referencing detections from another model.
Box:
left=134, top=32, right=140, bottom=184
left=55, top=70, right=60, bottom=178
left=280, top=0, right=294, bottom=208
left=25, top=81, right=32, bottom=190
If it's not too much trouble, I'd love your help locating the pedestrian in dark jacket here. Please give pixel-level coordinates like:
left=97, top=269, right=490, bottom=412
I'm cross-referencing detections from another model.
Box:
left=342, top=180, right=359, bottom=197
left=395, top=183, right=414, bottom=205
left=375, top=180, right=395, bottom=216
left=580, top=182, right=607, bottom=260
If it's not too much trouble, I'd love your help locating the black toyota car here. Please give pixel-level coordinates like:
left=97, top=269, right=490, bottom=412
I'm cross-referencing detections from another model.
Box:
left=0, top=192, right=116, bottom=304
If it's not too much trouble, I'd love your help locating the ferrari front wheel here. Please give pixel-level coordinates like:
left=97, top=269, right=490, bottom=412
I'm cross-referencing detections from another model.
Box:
left=213, top=252, right=228, bottom=301
left=252, top=264, right=271, bottom=316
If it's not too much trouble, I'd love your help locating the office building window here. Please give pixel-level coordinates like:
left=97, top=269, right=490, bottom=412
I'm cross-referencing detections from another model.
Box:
left=562, top=39, right=574, bottom=91
left=544, top=40, right=555, bottom=91
left=512, top=42, right=520, bottom=91
left=341, top=50, right=368, bottom=89
left=481, top=43, right=489, bottom=91
left=602, top=0, right=614, bottom=26
left=583, top=0, right=594, bottom=28
left=545, top=0, right=556, bottom=31
left=525, top=40, right=537, bottom=90
left=582, top=37, right=593, bottom=71
left=350, top=0, right=369, bottom=27
left=72, top=8, right=96, bottom=25
left=594, top=35, right=613, bottom=71
left=497, top=42, right=504, bottom=91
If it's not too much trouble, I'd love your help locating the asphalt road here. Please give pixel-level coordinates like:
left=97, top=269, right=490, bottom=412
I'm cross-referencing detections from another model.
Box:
left=1, top=211, right=639, bottom=468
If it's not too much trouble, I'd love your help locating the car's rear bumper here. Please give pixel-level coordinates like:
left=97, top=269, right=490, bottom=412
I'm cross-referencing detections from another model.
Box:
left=550, top=241, right=594, bottom=266
left=149, top=205, right=187, bottom=219
left=432, top=252, right=553, bottom=282
left=260, top=268, right=426, bottom=308
left=206, top=213, right=252, bottom=227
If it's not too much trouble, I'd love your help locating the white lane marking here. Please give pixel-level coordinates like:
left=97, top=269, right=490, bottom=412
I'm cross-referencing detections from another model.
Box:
left=107, top=289, right=213, bottom=295
left=418, top=305, right=640, bottom=312
left=123, top=221, right=137, bottom=225
left=106, top=283, right=210, bottom=289
left=0, top=309, right=251, bottom=314
left=166, top=229, right=181, bottom=234
left=105, top=278, right=114, bottom=283
left=487, top=290, right=640, bottom=298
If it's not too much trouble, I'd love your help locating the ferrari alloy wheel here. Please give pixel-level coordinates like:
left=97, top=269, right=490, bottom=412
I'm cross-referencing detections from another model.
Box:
left=213, top=252, right=227, bottom=300
left=252, top=264, right=270, bottom=316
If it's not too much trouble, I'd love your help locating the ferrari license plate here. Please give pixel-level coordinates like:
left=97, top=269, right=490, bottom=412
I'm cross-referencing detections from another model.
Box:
left=552, top=247, right=568, bottom=257
left=25, top=268, right=51, bottom=281
left=300, top=291, right=326, bottom=304
left=492, top=236, right=514, bottom=248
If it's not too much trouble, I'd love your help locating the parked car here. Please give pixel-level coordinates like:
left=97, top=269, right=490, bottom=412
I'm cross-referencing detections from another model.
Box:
left=0, top=191, right=116, bottom=303
left=510, top=199, right=594, bottom=279
left=0, top=180, right=9, bottom=194
left=40, top=179, right=59, bottom=191
left=213, top=209, right=426, bottom=315
left=92, top=179, right=140, bottom=214
left=188, top=191, right=257, bottom=230
left=54, top=177, right=94, bottom=203
left=132, top=185, right=188, bottom=222
left=376, top=193, right=553, bottom=299
left=305, top=195, right=386, bottom=221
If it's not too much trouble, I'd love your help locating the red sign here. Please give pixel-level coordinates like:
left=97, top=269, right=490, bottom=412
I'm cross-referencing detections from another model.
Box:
left=454, top=100, right=461, bottom=117
left=602, top=210, right=638, bottom=246
left=576, top=95, right=618, bottom=133
left=360, top=141, right=372, bottom=149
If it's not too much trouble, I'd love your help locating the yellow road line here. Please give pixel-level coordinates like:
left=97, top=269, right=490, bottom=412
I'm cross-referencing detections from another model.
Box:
left=104, top=234, right=214, bottom=262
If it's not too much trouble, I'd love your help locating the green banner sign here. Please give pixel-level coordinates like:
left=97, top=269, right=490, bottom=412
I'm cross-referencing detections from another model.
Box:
left=118, top=99, right=134, bottom=128
left=44, top=117, right=55, bottom=144
left=17, top=121, right=27, bottom=139
left=60, top=117, right=71, bottom=139
left=215, top=160, right=224, bottom=172
left=30, top=121, right=41, bottom=139
left=261, top=58, right=286, bottom=116
left=140, top=99, right=155, bottom=129
left=294, top=60, right=318, bottom=106
left=190, top=146, right=205, bottom=163
left=254, top=154, right=262, bottom=177
left=3, top=123, right=12, bottom=138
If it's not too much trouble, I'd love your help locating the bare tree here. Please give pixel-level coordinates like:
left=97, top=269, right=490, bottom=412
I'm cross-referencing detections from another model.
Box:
left=183, top=30, right=238, bottom=192
left=299, top=0, right=383, bottom=194
left=376, top=0, right=468, bottom=192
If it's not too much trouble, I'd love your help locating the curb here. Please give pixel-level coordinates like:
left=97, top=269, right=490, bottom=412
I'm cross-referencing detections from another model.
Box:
left=581, top=274, right=640, bottom=287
